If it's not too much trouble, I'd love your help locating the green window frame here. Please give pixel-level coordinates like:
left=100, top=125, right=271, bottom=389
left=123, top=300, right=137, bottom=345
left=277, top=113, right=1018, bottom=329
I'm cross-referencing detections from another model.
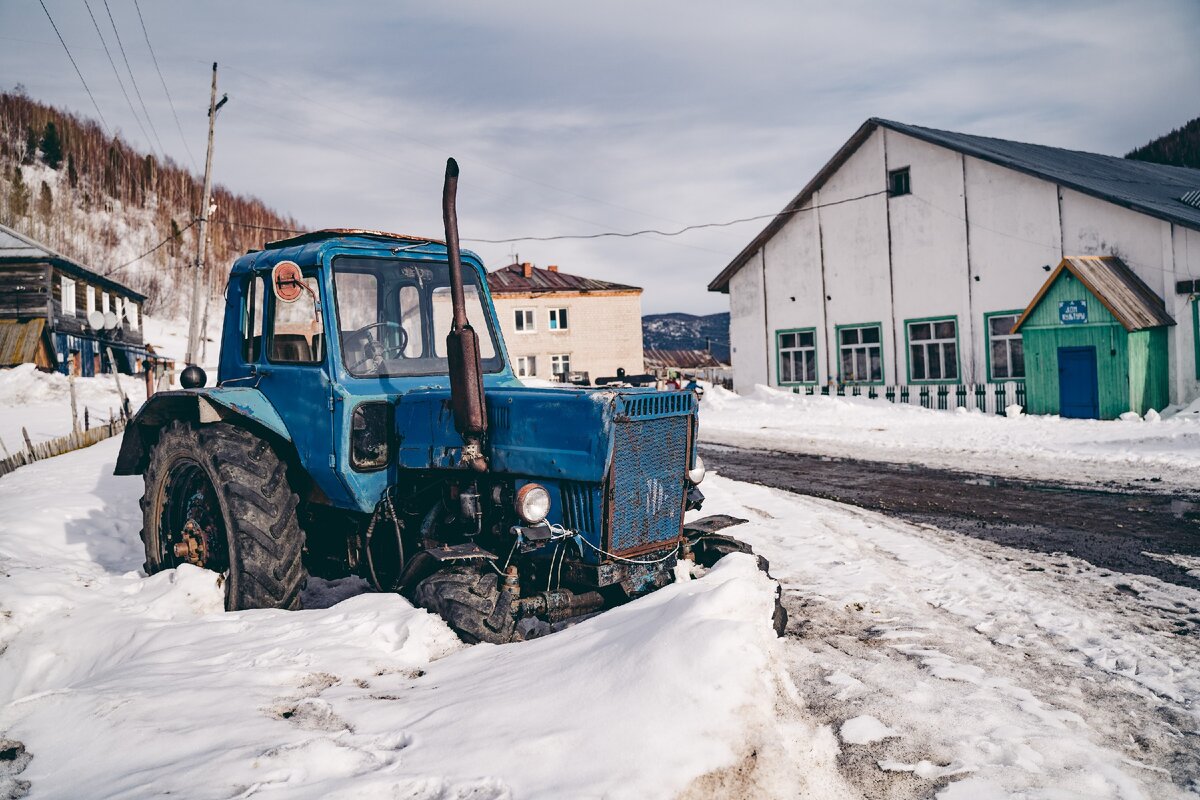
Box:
left=835, top=322, right=885, bottom=385
left=1193, top=297, right=1199, bottom=380
left=776, top=327, right=818, bottom=385
left=905, top=314, right=960, bottom=384
left=984, top=309, right=1026, bottom=382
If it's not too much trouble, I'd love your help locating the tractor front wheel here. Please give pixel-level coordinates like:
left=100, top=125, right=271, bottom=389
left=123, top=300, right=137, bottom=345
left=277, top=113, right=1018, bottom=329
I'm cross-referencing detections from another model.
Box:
left=141, top=421, right=306, bottom=611
left=413, top=567, right=515, bottom=645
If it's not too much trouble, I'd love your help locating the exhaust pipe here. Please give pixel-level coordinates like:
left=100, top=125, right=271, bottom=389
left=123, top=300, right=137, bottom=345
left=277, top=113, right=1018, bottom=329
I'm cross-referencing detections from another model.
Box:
left=442, top=158, right=488, bottom=471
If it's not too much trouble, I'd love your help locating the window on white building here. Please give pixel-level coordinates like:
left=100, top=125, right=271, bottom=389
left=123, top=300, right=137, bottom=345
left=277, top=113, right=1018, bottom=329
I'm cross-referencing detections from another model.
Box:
left=86, top=285, right=96, bottom=315
left=777, top=328, right=816, bottom=384
left=548, top=308, right=568, bottom=330
left=60, top=276, right=76, bottom=316
left=514, top=308, right=535, bottom=333
left=986, top=312, right=1024, bottom=381
left=550, top=353, right=571, bottom=379
left=517, top=355, right=536, bottom=377
left=838, top=324, right=883, bottom=383
left=907, top=317, right=959, bottom=382
left=889, top=166, right=911, bottom=197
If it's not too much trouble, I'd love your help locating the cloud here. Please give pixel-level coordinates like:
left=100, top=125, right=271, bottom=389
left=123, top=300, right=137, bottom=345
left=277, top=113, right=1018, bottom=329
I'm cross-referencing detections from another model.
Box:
left=3, top=0, right=1198, bottom=313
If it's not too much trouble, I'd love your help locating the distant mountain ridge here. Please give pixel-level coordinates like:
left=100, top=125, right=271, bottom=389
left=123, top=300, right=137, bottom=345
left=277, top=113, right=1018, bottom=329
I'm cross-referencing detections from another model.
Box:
left=642, top=312, right=730, bottom=362
left=1125, top=115, right=1200, bottom=170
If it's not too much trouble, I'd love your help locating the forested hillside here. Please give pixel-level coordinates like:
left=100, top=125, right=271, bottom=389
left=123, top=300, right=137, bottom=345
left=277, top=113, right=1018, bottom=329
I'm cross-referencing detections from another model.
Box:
left=642, top=312, right=730, bottom=362
left=0, top=89, right=301, bottom=315
left=1125, top=115, right=1200, bottom=170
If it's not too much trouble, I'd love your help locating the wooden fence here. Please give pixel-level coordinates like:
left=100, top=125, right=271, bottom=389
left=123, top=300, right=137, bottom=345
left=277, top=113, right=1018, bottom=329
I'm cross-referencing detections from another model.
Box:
left=791, top=382, right=1027, bottom=415
left=0, top=416, right=127, bottom=479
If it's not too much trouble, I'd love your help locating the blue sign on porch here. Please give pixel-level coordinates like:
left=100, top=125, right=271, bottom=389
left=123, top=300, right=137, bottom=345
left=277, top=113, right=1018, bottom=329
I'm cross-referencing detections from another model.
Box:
left=1059, top=300, right=1088, bottom=325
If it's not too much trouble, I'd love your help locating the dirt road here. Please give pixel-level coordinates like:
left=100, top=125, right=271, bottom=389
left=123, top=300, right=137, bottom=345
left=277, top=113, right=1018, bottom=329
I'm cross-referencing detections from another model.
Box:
left=700, top=443, right=1200, bottom=592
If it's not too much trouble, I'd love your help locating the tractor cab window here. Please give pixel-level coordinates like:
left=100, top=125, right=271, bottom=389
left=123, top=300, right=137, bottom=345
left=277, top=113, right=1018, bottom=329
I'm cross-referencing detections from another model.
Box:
left=332, top=256, right=503, bottom=377
left=269, top=273, right=324, bottom=364
left=242, top=276, right=265, bottom=362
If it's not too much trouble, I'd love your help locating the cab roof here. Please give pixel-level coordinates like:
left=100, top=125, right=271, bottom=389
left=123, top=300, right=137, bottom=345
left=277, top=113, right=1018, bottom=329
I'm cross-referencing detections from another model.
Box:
left=263, top=228, right=445, bottom=250
left=230, top=228, right=479, bottom=277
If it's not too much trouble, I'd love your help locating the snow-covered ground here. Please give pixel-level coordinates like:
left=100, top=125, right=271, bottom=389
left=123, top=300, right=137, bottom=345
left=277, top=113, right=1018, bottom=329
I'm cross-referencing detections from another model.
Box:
left=0, top=364, right=146, bottom=452
left=1, top=439, right=1198, bottom=797
left=700, top=384, right=1200, bottom=491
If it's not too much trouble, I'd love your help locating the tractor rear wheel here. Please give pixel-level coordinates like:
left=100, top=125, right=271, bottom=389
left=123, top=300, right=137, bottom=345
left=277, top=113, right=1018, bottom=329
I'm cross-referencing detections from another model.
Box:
left=141, top=420, right=307, bottom=611
left=413, top=567, right=515, bottom=645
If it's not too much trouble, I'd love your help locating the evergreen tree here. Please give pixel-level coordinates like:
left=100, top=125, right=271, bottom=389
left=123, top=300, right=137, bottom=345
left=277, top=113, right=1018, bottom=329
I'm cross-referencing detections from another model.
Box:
left=39, top=121, right=63, bottom=170
left=9, top=167, right=30, bottom=217
left=22, top=126, right=38, bottom=165
left=38, top=180, right=53, bottom=221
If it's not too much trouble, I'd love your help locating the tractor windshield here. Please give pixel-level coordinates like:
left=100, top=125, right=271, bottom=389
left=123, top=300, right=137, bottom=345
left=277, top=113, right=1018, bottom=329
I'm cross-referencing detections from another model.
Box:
left=332, top=256, right=503, bottom=378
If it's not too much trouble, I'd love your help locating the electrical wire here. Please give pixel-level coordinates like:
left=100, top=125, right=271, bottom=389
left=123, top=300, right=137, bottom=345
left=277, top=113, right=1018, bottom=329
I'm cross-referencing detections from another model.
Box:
left=132, top=0, right=198, bottom=172
left=103, top=219, right=195, bottom=276
left=463, top=190, right=890, bottom=244
left=83, top=0, right=156, bottom=153
left=37, top=0, right=110, bottom=136
left=102, top=0, right=166, bottom=156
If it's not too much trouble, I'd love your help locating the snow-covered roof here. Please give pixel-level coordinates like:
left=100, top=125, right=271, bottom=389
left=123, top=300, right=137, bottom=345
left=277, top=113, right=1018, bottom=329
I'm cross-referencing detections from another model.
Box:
left=0, top=222, right=147, bottom=301
left=709, top=119, right=1200, bottom=293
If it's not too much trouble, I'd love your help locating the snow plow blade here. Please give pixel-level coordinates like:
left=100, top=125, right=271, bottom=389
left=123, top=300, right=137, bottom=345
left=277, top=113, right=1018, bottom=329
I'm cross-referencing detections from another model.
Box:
left=685, top=514, right=786, bottom=637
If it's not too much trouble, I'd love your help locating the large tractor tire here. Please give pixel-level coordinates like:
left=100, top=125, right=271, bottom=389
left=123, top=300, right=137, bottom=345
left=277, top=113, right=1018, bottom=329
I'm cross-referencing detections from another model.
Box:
left=413, top=567, right=515, bottom=645
left=141, top=420, right=306, bottom=611
left=694, top=535, right=788, bottom=637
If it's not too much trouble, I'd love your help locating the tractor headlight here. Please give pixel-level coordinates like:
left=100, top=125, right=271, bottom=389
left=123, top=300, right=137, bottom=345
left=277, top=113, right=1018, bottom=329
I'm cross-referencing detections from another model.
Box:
left=687, top=454, right=706, bottom=485
left=515, top=483, right=551, bottom=524
left=350, top=401, right=390, bottom=471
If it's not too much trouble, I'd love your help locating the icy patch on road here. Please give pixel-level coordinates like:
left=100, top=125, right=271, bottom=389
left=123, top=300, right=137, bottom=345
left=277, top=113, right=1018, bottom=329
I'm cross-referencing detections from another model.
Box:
left=696, top=472, right=1200, bottom=798
left=0, top=440, right=816, bottom=799
left=840, top=715, right=899, bottom=745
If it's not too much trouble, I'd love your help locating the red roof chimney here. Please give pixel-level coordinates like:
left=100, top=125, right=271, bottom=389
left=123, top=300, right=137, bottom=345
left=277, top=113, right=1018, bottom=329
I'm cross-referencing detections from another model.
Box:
left=522, top=262, right=533, bottom=278
left=547, top=265, right=558, bottom=272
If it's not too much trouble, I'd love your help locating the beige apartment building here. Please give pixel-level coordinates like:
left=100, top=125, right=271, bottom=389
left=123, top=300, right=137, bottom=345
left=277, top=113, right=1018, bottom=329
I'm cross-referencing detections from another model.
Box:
left=487, top=262, right=644, bottom=383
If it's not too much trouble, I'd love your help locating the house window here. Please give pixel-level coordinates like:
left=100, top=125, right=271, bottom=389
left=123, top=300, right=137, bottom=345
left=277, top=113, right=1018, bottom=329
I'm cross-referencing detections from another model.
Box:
left=986, top=312, right=1025, bottom=381
left=85, top=285, right=96, bottom=315
left=777, top=328, right=817, bottom=384
left=889, top=167, right=911, bottom=197
left=550, top=353, right=571, bottom=379
left=549, top=308, right=569, bottom=330
left=514, top=308, right=535, bottom=333
left=60, top=276, right=76, bottom=316
left=838, top=324, right=883, bottom=383
left=907, top=317, right=959, bottom=382
left=101, top=291, right=110, bottom=314
left=127, top=302, right=139, bottom=330
left=113, top=297, right=124, bottom=327
left=517, top=355, right=536, bottom=377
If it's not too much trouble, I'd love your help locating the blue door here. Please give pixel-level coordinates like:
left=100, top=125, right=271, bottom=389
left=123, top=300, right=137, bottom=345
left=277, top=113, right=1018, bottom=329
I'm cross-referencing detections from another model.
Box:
left=1058, top=346, right=1099, bottom=419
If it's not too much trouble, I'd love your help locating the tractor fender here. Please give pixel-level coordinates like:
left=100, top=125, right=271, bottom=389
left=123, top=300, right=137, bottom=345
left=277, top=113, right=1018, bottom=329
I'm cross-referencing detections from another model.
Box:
left=114, top=388, right=293, bottom=475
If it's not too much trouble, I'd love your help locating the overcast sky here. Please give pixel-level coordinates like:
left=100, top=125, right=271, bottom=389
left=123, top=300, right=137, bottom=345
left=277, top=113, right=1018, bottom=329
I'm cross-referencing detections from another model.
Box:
left=3, top=1, right=1199, bottom=314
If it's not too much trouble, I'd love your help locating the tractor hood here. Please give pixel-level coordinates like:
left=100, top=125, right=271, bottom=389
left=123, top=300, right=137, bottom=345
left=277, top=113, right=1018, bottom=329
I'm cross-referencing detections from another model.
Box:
left=395, top=386, right=695, bottom=482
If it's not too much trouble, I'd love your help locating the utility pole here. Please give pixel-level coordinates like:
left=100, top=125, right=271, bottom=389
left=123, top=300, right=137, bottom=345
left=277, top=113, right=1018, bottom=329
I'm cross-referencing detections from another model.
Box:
left=186, top=62, right=219, bottom=370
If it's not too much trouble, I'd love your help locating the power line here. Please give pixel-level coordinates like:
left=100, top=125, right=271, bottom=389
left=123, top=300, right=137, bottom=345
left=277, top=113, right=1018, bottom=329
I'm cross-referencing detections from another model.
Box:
left=104, top=219, right=195, bottom=276
left=37, top=0, right=110, bottom=136
left=83, top=0, right=156, bottom=152
left=132, top=0, right=199, bottom=171
left=102, top=0, right=165, bottom=156
left=464, top=190, right=890, bottom=244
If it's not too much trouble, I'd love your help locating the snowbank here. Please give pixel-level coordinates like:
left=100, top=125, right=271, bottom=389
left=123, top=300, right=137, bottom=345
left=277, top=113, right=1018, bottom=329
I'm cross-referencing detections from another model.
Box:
left=0, top=363, right=146, bottom=450
left=700, top=384, right=1200, bottom=490
left=0, top=441, right=813, bottom=799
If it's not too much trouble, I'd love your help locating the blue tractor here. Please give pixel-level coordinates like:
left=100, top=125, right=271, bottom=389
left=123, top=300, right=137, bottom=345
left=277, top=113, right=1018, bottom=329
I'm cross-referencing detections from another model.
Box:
left=115, top=160, right=783, bottom=643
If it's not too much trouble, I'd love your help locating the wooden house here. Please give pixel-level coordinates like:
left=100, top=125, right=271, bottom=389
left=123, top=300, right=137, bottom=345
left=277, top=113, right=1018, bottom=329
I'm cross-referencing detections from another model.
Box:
left=0, top=223, right=149, bottom=376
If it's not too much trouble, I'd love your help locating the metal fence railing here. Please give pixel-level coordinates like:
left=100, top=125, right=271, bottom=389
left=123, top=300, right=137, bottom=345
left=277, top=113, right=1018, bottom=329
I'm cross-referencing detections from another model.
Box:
left=791, top=382, right=1026, bottom=416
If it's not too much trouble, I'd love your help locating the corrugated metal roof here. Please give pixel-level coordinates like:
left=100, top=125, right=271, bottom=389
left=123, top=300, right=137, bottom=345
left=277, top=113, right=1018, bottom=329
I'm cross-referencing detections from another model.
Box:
left=643, top=348, right=728, bottom=369
left=709, top=118, right=1200, bottom=292
left=487, top=263, right=640, bottom=294
left=1014, top=256, right=1175, bottom=333
left=0, top=223, right=147, bottom=302
left=263, top=228, right=440, bottom=250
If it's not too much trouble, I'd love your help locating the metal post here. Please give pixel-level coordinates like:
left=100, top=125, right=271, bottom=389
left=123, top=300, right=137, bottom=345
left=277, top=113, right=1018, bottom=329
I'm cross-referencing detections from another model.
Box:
left=186, top=62, right=220, bottom=367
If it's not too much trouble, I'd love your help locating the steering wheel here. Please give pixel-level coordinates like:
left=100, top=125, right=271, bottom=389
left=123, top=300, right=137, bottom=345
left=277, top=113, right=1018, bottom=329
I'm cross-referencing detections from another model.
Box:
left=347, top=321, right=409, bottom=373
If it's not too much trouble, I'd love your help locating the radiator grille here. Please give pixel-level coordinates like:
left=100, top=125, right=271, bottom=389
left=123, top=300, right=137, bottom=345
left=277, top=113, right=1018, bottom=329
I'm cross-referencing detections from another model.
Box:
left=561, top=481, right=601, bottom=541
left=608, top=415, right=690, bottom=554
